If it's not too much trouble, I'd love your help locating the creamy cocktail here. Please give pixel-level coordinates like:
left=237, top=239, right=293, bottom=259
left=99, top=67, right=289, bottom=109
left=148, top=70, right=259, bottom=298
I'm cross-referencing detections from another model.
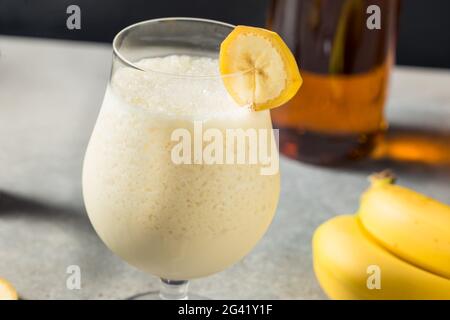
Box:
left=83, top=55, right=280, bottom=280
left=82, top=18, right=301, bottom=299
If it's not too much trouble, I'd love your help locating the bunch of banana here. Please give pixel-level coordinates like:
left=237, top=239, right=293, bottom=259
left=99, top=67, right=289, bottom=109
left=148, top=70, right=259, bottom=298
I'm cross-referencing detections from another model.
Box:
left=313, top=171, right=450, bottom=299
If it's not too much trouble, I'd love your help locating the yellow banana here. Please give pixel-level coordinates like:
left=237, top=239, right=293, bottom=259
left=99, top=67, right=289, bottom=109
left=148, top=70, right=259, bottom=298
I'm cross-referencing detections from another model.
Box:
left=313, top=215, right=450, bottom=300
left=0, top=278, right=18, bottom=300
left=358, top=174, right=450, bottom=279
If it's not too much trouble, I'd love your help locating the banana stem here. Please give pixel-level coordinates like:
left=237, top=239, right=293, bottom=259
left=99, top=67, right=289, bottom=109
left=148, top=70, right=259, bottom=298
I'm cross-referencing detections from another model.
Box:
left=369, top=170, right=396, bottom=186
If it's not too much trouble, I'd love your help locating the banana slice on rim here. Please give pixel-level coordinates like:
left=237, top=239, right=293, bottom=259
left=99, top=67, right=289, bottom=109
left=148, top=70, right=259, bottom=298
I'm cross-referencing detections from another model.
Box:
left=0, top=278, right=18, bottom=300
left=220, top=25, right=302, bottom=111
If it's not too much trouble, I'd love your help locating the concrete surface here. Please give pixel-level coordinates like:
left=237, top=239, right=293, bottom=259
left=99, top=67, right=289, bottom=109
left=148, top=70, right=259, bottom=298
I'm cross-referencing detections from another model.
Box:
left=0, top=36, right=449, bottom=299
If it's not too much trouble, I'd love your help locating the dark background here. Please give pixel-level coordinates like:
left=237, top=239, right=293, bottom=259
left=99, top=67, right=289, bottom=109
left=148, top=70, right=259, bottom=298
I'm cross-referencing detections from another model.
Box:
left=1, top=0, right=449, bottom=68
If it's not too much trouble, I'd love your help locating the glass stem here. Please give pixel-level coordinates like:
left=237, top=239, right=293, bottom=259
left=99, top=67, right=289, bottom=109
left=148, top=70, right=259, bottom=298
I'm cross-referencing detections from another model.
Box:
left=159, top=278, right=189, bottom=300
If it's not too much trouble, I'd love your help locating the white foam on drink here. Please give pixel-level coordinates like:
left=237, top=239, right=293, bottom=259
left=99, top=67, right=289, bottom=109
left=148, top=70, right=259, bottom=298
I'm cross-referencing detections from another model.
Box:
left=111, top=55, right=249, bottom=120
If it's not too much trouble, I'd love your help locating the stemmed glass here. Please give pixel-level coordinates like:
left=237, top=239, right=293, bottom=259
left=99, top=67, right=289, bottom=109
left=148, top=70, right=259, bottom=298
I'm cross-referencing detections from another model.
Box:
left=82, top=18, right=280, bottom=299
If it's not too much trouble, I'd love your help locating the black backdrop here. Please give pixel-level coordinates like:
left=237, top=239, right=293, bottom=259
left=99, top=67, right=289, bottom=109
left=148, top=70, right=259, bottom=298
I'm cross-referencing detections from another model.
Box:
left=1, top=0, right=449, bottom=68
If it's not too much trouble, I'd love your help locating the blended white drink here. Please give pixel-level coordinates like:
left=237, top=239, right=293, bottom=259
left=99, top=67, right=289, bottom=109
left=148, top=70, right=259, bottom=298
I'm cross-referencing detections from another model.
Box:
left=83, top=55, right=280, bottom=280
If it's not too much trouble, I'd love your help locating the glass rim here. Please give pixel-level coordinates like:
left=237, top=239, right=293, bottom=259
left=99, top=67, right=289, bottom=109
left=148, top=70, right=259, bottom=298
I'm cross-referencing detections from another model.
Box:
left=112, top=17, right=251, bottom=79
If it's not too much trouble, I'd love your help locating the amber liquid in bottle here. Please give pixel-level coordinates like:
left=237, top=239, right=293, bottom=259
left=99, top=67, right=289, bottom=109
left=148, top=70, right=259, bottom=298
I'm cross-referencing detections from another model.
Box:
left=268, top=0, right=400, bottom=164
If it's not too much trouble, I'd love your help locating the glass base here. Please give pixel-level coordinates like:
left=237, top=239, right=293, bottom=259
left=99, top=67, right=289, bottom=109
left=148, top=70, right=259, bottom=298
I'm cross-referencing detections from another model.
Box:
left=127, top=278, right=208, bottom=300
left=128, top=291, right=208, bottom=300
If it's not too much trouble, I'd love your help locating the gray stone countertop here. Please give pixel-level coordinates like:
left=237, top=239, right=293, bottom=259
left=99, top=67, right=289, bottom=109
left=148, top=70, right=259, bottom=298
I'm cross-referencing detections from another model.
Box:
left=0, top=36, right=449, bottom=299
